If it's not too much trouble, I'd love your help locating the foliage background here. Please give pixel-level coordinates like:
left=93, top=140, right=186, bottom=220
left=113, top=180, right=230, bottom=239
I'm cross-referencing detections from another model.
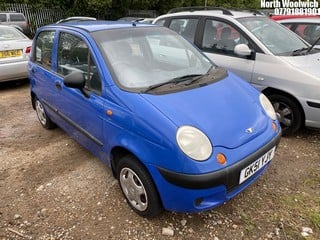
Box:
left=0, top=0, right=261, bottom=19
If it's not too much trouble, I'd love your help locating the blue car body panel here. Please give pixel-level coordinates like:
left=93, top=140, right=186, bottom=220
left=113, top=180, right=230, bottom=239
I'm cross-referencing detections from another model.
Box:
left=29, top=21, right=281, bottom=213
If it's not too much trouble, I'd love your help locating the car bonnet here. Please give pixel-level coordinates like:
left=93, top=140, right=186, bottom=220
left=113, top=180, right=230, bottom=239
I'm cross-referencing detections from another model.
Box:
left=280, top=52, right=320, bottom=77
left=140, top=73, right=269, bottom=149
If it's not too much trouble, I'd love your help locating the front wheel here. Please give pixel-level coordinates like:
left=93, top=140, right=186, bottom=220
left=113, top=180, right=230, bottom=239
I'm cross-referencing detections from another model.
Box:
left=268, top=94, right=302, bottom=135
left=116, top=155, right=163, bottom=218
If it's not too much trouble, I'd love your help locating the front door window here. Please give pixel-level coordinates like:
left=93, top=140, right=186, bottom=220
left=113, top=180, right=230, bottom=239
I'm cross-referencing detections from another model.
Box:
left=57, top=32, right=102, bottom=95
left=201, top=19, right=248, bottom=56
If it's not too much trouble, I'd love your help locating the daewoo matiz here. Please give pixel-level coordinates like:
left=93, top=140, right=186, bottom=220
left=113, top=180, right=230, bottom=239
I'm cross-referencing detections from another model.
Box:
left=29, top=20, right=281, bottom=217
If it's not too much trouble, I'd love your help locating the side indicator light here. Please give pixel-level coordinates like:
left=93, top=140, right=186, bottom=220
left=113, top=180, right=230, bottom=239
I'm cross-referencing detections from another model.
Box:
left=106, top=110, right=113, bottom=116
left=216, top=153, right=227, bottom=165
left=272, top=122, right=277, bottom=132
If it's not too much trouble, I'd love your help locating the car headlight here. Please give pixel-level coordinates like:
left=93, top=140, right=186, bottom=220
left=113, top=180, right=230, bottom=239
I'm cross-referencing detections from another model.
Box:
left=260, top=94, right=277, bottom=120
left=176, top=126, right=212, bottom=161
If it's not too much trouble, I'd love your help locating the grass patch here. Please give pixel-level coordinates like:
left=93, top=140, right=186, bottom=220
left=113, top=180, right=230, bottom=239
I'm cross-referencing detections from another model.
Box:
left=308, top=211, right=320, bottom=230
left=240, top=212, right=255, bottom=234
left=278, top=193, right=320, bottom=238
left=303, top=170, right=320, bottom=188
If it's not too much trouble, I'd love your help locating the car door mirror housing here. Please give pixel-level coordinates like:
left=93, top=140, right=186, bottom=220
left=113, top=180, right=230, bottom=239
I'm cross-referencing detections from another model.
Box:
left=234, top=44, right=252, bottom=56
left=64, top=71, right=85, bottom=89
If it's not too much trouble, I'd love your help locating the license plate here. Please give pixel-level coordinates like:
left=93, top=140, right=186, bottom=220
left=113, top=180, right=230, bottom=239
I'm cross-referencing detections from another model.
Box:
left=239, top=146, right=276, bottom=184
left=0, top=49, right=22, bottom=58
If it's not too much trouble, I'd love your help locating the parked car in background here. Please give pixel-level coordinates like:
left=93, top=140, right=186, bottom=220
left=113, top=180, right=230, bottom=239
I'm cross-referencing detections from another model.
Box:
left=0, top=11, right=31, bottom=35
left=29, top=20, right=281, bottom=217
left=0, top=25, right=32, bottom=82
left=118, top=17, right=154, bottom=23
left=56, top=16, right=96, bottom=24
left=270, top=14, right=320, bottom=21
left=276, top=17, right=320, bottom=47
left=154, top=7, right=320, bottom=135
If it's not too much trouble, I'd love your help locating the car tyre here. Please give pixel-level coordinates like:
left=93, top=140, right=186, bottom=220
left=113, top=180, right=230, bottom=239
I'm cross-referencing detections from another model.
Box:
left=268, top=94, right=302, bottom=135
left=117, top=155, right=163, bottom=218
left=34, top=98, right=55, bottom=129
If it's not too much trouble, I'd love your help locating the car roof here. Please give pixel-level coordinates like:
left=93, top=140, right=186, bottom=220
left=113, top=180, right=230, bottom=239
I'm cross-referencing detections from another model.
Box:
left=44, top=20, right=154, bottom=32
left=156, top=9, right=266, bottom=20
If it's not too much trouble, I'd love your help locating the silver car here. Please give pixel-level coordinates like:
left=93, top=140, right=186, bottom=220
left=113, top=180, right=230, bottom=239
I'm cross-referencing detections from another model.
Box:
left=153, top=8, right=320, bottom=135
left=0, top=25, right=32, bottom=82
left=0, top=12, right=31, bottom=35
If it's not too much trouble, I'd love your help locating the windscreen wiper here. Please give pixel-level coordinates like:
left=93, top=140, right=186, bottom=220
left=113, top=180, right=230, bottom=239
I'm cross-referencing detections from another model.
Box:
left=292, top=47, right=309, bottom=56
left=142, top=74, right=203, bottom=93
left=307, top=35, right=320, bottom=53
left=184, top=66, right=213, bottom=86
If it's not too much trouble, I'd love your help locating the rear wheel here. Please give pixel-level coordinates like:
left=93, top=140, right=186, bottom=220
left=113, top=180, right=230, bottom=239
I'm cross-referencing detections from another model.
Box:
left=117, top=155, right=163, bottom=218
left=268, top=94, right=302, bottom=135
left=34, top=97, right=55, bottom=129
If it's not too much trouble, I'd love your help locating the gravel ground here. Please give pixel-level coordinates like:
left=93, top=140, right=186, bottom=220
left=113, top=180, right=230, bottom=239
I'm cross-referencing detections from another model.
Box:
left=0, top=81, right=319, bottom=240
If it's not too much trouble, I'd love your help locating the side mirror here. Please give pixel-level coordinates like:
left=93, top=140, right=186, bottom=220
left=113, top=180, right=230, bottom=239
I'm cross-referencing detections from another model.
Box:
left=234, top=44, right=253, bottom=57
left=64, top=71, right=85, bottom=89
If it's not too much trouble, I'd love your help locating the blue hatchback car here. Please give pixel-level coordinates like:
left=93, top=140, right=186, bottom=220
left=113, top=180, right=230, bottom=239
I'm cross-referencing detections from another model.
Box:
left=29, top=21, right=281, bottom=217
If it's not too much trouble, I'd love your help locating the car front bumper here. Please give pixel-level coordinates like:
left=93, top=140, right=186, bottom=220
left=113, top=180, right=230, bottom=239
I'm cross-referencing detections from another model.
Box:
left=148, top=130, right=282, bottom=213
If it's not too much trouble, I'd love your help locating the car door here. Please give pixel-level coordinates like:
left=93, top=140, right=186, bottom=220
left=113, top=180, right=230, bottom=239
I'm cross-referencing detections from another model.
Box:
left=52, top=31, right=106, bottom=158
left=197, top=18, right=255, bottom=83
left=30, top=29, right=106, bottom=158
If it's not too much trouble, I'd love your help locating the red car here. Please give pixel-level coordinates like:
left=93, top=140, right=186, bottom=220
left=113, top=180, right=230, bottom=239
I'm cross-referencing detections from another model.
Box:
left=270, top=14, right=320, bottom=21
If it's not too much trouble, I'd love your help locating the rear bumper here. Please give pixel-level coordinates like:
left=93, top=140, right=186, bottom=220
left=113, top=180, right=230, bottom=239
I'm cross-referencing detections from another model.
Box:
left=0, top=61, right=28, bottom=82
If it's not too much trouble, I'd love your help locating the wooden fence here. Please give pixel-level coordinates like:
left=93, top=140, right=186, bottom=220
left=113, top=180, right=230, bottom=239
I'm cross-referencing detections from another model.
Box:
left=1, top=3, right=65, bottom=35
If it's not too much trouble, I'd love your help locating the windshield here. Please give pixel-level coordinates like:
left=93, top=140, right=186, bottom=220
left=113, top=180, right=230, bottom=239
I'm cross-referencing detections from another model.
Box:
left=92, top=27, right=213, bottom=92
left=238, top=17, right=308, bottom=56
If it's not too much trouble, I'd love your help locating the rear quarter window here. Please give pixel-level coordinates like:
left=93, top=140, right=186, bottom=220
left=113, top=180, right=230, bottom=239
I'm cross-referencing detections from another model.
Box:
left=9, top=13, right=25, bottom=22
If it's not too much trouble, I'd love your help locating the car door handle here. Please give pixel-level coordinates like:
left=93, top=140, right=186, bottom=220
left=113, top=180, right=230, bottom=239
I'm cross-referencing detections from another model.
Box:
left=55, top=81, right=62, bottom=90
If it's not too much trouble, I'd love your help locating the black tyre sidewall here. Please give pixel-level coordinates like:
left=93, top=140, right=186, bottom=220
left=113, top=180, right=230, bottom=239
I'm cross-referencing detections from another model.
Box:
left=34, top=98, right=55, bottom=129
left=269, top=94, right=302, bottom=135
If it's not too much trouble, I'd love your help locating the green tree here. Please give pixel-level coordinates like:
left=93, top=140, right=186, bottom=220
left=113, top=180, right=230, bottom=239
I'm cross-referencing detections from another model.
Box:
left=0, top=0, right=262, bottom=19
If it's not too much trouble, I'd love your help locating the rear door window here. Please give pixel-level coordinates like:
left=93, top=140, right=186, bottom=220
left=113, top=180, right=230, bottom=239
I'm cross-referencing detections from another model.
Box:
left=169, top=18, right=199, bottom=42
left=34, top=31, right=55, bottom=68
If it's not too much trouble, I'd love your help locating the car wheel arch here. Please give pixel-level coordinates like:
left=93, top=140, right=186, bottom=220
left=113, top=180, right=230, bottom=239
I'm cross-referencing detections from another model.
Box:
left=110, top=145, right=155, bottom=179
left=31, top=92, right=37, bottom=109
left=110, top=146, right=164, bottom=214
left=110, top=146, right=133, bottom=177
left=262, top=87, right=305, bottom=134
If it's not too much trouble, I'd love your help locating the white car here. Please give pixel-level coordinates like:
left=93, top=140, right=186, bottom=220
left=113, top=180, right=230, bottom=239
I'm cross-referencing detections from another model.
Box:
left=0, top=25, right=32, bottom=82
left=154, top=7, right=320, bottom=135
